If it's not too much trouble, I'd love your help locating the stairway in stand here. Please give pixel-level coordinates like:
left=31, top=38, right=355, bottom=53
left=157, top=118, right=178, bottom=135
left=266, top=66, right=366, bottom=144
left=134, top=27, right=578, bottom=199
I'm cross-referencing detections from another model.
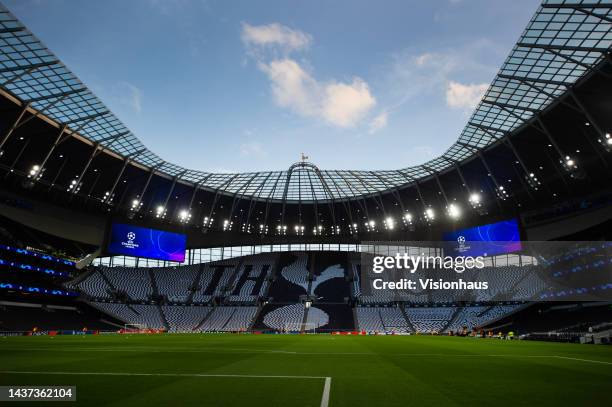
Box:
left=157, top=304, right=170, bottom=331
left=399, top=303, right=415, bottom=333
left=193, top=307, right=216, bottom=331
left=442, top=307, right=462, bottom=333
left=186, top=264, right=206, bottom=304
left=300, top=252, right=316, bottom=333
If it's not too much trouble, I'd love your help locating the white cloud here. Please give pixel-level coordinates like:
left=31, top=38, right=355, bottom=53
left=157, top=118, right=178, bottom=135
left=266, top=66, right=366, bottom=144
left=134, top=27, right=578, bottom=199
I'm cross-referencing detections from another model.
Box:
left=243, top=23, right=376, bottom=128
left=258, top=59, right=319, bottom=117
left=384, top=40, right=500, bottom=111
left=414, top=53, right=434, bottom=66
left=368, top=111, right=388, bottom=134
left=239, top=141, right=267, bottom=158
left=241, top=23, right=312, bottom=53
left=322, top=78, right=376, bottom=128
left=107, top=82, right=142, bottom=113
left=259, top=58, right=376, bottom=128
left=445, top=81, right=488, bottom=110
left=124, top=83, right=143, bottom=113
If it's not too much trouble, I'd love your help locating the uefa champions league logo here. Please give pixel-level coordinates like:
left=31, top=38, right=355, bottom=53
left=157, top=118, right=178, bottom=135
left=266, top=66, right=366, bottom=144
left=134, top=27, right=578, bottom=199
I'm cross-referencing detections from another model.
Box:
left=122, top=231, right=139, bottom=249
left=456, top=235, right=469, bottom=253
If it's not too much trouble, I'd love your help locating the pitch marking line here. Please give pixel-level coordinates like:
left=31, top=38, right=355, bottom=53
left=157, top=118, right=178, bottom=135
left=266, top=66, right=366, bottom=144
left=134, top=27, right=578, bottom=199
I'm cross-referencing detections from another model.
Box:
left=3, top=347, right=612, bottom=365
left=2, top=346, right=310, bottom=355
left=0, top=371, right=332, bottom=407
left=321, top=377, right=332, bottom=407
left=553, top=356, right=612, bottom=365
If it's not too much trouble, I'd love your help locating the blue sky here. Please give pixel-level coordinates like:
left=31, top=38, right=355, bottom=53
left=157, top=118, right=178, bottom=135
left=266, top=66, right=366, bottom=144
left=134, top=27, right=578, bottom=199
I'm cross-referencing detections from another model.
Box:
left=6, top=0, right=541, bottom=172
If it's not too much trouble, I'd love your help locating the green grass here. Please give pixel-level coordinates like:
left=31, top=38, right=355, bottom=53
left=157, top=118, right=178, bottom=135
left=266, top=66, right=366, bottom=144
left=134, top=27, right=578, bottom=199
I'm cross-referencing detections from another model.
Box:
left=0, top=334, right=611, bottom=406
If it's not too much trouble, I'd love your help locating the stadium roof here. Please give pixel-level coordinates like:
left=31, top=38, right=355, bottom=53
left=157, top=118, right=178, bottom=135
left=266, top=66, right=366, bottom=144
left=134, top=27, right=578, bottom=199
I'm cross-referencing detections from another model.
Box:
left=0, top=0, right=611, bottom=202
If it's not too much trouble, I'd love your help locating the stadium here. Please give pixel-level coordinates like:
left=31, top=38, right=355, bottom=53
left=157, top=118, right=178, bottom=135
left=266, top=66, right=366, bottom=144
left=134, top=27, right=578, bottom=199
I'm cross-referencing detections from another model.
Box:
left=0, top=0, right=611, bottom=405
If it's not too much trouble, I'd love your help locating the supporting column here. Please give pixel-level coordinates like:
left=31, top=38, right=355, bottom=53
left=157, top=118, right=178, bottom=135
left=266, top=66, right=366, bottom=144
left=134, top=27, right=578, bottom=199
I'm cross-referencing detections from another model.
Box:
left=0, top=102, right=30, bottom=151
left=70, top=142, right=100, bottom=194
left=105, top=158, right=130, bottom=204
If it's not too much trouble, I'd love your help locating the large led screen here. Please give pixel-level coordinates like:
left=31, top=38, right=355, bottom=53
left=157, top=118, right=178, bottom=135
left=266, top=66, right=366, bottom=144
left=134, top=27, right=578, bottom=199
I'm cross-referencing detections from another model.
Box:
left=443, top=218, right=522, bottom=257
left=107, top=223, right=186, bottom=262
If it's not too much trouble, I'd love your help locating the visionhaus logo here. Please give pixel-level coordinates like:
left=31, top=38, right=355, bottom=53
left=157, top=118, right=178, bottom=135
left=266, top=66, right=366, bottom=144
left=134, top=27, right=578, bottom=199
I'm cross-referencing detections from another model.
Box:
left=121, top=231, right=139, bottom=250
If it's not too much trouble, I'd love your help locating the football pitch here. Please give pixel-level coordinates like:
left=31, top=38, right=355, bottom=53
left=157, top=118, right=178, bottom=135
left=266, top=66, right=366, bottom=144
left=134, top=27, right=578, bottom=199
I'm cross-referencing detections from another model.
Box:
left=0, top=334, right=611, bottom=406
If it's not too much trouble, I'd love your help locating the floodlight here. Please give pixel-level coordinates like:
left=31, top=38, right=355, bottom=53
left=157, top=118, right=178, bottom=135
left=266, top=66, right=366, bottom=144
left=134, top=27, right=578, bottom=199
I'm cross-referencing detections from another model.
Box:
left=496, top=185, right=509, bottom=200
left=178, top=210, right=191, bottom=222
left=447, top=203, right=461, bottom=219
left=526, top=172, right=541, bottom=190
left=561, top=155, right=577, bottom=171
left=424, top=208, right=435, bottom=221
left=598, top=133, right=612, bottom=152
left=385, top=217, right=395, bottom=229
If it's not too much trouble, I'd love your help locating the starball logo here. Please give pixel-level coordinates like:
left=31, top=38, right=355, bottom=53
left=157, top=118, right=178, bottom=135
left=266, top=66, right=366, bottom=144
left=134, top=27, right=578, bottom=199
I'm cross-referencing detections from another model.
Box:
left=121, top=231, right=139, bottom=249
left=456, top=235, right=470, bottom=254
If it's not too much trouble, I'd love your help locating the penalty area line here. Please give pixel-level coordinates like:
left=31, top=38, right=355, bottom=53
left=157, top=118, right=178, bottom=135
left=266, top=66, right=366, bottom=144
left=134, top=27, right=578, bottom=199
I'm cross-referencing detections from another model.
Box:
left=321, top=376, right=331, bottom=407
left=553, top=356, right=612, bottom=365
left=0, top=371, right=333, bottom=407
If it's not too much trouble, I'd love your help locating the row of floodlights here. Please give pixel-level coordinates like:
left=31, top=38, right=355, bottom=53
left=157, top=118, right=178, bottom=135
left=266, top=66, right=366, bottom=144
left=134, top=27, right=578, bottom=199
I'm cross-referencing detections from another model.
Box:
left=21, top=136, right=599, bottom=231
left=124, top=198, right=478, bottom=235
left=24, top=128, right=608, bottom=200
left=24, top=142, right=593, bottom=204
